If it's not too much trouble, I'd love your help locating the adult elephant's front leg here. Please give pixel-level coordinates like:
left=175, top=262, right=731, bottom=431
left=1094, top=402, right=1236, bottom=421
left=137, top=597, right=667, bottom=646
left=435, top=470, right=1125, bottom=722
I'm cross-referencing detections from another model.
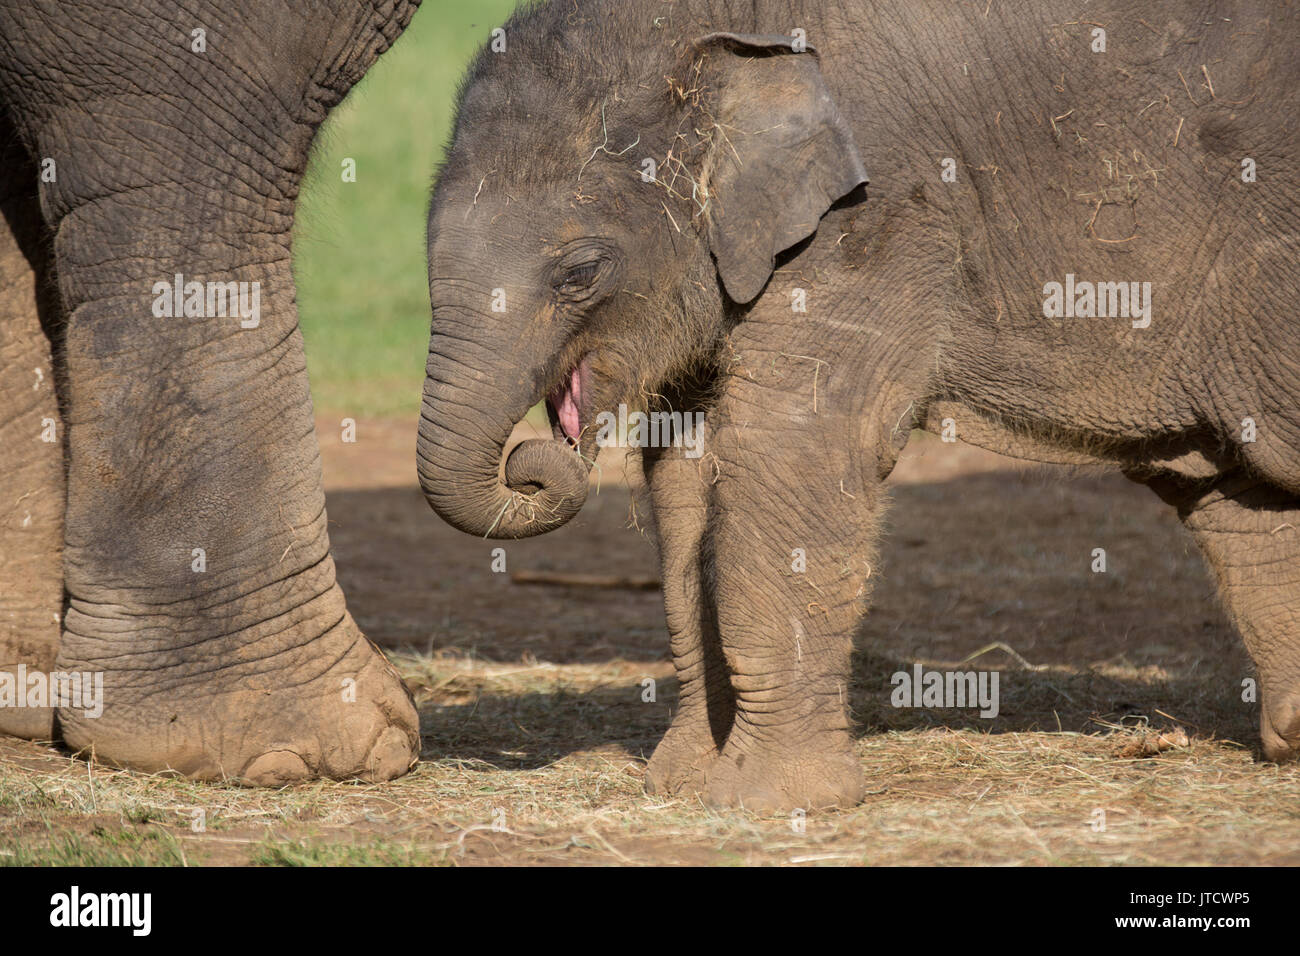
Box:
left=52, top=220, right=418, bottom=783
left=0, top=1, right=420, bottom=783
left=702, top=396, right=881, bottom=812
left=51, top=226, right=418, bottom=784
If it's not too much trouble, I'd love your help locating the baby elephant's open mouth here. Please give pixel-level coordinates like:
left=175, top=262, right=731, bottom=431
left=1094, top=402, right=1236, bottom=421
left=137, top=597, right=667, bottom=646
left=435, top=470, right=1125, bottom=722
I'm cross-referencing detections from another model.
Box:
left=545, top=356, right=592, bottom=449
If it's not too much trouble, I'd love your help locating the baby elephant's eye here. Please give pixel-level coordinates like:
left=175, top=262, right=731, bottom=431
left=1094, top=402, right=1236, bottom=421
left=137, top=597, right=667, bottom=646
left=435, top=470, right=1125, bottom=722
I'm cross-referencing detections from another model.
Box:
left=558, top=260, right=603, bottom=292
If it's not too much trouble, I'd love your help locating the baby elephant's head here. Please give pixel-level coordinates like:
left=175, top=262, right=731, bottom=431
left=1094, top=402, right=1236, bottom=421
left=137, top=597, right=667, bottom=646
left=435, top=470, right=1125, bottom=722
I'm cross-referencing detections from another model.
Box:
left=419, top=7, right=866, bottom=538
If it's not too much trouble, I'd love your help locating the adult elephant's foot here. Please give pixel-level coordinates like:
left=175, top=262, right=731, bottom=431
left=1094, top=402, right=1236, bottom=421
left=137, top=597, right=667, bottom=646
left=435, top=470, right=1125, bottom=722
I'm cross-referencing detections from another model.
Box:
left=56, top=610, right=419, bottom=785
left=703, top=731, right=865, bottom=813
left=1260, top=690, right=1300, bottom=763
left=645, top=707, right=724, bottom=796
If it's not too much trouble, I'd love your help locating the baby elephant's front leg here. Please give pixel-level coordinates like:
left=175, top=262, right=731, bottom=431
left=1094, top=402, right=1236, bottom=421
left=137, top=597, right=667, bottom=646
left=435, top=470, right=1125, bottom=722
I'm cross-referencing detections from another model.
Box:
left=702, top=411, right=881, bottom=812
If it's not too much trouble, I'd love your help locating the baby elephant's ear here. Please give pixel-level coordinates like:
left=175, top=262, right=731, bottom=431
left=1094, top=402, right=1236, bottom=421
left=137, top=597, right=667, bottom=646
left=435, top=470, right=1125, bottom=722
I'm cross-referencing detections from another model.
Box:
left=692, top=32, right=868, bottom=304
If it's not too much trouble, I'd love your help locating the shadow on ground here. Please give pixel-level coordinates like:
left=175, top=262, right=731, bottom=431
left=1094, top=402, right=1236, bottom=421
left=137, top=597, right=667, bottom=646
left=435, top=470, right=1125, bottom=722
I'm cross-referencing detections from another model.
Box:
left=323, top=429, right=1257, bottom=769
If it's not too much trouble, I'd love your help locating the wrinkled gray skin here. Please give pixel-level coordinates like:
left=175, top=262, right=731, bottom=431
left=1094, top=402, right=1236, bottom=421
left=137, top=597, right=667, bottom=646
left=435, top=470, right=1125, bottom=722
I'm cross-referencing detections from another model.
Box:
left=421, top=0, right=1300, bottom=811
left=0, top=0, right=420, bottom=784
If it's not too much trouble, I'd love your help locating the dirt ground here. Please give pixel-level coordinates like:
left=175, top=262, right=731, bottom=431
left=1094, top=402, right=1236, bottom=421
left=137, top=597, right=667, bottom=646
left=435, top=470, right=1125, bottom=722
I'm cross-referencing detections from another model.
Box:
left=2, top=416, right=1299, bottom=866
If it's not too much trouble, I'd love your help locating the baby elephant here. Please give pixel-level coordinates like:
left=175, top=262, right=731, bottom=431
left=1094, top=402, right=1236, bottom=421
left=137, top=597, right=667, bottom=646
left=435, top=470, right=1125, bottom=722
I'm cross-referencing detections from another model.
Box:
left=420, top=0, right=1300, bottom=810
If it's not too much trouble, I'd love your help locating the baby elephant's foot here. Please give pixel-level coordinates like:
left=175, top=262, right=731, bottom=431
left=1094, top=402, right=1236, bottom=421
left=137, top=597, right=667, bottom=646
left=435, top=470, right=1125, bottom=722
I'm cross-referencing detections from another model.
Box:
left=705, top=733, right=865, bottom=813
left=645, top=709, right=724, bottom=797
left=57, top=614, right=419, bottom=785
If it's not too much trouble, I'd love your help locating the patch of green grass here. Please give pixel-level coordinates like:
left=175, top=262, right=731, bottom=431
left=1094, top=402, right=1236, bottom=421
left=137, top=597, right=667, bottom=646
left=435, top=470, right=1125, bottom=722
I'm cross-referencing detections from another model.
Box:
left=294, top=0, right=523, bottom=418
left=252, top=839, right=452, bottom=867
left=2, top=825, right=187, bottom=867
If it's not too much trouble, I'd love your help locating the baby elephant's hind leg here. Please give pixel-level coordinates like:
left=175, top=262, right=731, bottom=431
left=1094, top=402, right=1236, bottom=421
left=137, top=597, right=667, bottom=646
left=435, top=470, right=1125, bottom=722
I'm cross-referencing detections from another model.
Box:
left=641, top=443, right=734, bottom=795
left=1180, top=477, right=1300, bottom=760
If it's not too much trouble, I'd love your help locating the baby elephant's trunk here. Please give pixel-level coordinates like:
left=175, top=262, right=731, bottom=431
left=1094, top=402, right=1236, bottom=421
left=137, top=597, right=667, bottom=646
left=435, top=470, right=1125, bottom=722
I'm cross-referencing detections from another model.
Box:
left=417, top=346, right=591, bottom=539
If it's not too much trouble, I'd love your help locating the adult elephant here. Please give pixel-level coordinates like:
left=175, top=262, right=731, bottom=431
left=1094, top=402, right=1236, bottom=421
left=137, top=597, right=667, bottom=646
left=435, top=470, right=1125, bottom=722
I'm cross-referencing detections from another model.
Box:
left=420, top=0, right=1300, bottom=810
left=0, top=0, right=420, bottom=784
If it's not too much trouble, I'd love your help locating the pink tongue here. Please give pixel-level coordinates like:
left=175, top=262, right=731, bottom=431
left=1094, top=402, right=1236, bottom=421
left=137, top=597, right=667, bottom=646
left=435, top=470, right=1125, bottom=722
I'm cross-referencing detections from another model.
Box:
left=549, top=365, right=583, bottom=444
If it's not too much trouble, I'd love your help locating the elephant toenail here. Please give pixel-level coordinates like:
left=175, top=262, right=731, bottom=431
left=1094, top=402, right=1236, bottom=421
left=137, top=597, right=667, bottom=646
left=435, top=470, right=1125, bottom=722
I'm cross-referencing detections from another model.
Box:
left=241, top=750, right=311, bottom=786
left=363, top=726, right=417, bottom=781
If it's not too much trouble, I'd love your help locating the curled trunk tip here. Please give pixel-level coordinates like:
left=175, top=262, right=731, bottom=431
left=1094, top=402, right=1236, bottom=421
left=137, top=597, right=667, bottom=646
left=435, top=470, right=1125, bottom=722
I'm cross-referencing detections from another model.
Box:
left=419, top=431, right=592, bottom=539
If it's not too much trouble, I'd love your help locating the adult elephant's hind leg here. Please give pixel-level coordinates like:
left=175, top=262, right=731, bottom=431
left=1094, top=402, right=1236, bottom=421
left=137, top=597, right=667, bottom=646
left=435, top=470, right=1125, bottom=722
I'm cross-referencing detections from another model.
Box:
left=1180, top=478, right=1300, bottom=760
left=642, top=441, right=734, bottom=796
left=0, top=148, right=63, bottom=741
